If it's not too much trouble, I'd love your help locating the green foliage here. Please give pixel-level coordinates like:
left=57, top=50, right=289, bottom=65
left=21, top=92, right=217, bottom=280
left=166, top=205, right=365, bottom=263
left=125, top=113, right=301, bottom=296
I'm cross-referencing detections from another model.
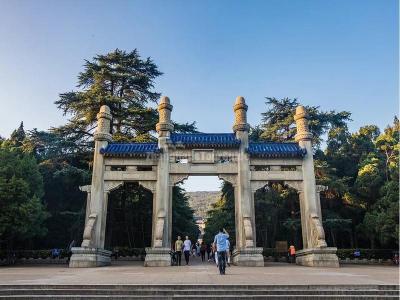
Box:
left=172, top=186, right=200, bottom=243
left=336, top=248, right=395, bottom=260
left=205, top=98, right=398, bottom=251
left=9, top=122, right=26, bottom=148
left=255, top=183, right=301, bottom=248
left=11, top=49, right=198, bottom=252
left=54, top=49, right=162, bottom=144
left=260, top=97, right=351, bottom=147
left=105, top=183, right=153, bottom=249
left=203, top=182, right=236, bottom=245
left=0, top=141, right=48, bottom=250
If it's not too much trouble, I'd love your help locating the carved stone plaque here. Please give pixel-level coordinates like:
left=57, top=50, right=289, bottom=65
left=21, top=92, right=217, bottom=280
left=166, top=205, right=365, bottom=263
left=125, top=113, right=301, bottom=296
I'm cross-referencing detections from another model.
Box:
left=192, top=149, right=214, bottom=164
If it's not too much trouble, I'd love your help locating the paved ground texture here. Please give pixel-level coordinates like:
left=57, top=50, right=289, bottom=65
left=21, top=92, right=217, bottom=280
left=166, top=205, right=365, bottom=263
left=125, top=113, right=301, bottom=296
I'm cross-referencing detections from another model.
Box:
left=0, top=257, right=398, bottom=286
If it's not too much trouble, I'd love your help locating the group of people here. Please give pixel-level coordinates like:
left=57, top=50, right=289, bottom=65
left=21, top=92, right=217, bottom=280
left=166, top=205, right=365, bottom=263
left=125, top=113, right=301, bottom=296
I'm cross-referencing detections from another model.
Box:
left=173, top=228, right=231, bottom=275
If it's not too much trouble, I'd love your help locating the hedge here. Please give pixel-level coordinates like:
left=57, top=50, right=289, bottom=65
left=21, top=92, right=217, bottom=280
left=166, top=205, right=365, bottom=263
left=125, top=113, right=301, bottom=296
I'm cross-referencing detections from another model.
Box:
left=262, top=248, right=397, bottom=260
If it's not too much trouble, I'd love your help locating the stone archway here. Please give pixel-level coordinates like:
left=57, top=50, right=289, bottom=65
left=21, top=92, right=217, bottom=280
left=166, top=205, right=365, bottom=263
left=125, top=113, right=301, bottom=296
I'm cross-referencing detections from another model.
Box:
left=70, top=97, right=339, bottom=268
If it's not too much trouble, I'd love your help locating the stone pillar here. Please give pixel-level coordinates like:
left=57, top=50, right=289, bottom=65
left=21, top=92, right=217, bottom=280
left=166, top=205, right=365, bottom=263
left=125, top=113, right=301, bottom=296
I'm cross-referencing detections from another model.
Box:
left=316, top=185, right=327, bottom=221
left=69, top=105, right=113, bottom=268
left=145, top=96, right=173, bottom=267
left=231, top=96, right=263, bottom=267
left=294, top=106, right=339, bottom=267
left=79, top=185, right=91, bottom=228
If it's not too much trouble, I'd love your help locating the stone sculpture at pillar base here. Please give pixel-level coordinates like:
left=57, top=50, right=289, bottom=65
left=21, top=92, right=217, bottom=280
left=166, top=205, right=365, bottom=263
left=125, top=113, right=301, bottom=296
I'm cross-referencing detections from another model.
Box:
left=69, top=247, right=111, bottom=268
left=232, top=247, right=264, bottom=267
left=296, top=247, right=339, bottom=268
left=144, top=247, right=171, bottom=267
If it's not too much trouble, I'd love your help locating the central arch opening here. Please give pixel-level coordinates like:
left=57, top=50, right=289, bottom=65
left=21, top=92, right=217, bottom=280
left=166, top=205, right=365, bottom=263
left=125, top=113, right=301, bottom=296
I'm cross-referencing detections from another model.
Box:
left=172, top=176, right=236, bottom=265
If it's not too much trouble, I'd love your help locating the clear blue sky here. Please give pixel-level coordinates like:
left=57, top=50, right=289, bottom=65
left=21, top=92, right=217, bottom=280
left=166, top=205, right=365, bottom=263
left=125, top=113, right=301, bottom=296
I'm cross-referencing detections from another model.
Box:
left=0, top=0, right=398, bottom=191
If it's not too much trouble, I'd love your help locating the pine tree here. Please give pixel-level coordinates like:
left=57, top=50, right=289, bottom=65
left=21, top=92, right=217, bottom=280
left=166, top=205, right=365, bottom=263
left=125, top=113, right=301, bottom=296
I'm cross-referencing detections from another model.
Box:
left=54, top=49, right=162, bottom=145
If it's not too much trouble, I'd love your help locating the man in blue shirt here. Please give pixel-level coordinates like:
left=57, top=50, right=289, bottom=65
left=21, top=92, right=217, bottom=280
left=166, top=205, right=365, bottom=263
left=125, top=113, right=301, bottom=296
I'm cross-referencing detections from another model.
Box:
left=213, top=228, right=229, bottom=275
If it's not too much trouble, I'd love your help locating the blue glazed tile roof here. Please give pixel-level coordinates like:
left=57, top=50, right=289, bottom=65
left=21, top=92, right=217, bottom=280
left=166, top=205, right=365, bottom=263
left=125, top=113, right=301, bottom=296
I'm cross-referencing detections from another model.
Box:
left=100, top=143, right=159, bottom=156
left=170, top=133, right=240, bottom=148
left=248, top=142, right=306, bottom=158
left=100, top=134, right=305, bottom=158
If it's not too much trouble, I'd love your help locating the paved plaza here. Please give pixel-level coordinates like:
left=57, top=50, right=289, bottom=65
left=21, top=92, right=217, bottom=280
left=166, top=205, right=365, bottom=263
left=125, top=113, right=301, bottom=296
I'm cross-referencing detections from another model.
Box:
left=0, top=257, right=398, bottom=286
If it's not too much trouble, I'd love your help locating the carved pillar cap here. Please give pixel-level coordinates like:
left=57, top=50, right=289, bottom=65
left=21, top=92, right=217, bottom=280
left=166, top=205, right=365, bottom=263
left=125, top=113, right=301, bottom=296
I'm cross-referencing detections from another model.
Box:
left=94, top=105, right=112, bottom=142
left=294, top=105, right=313, bottom=142
left=233, top=96, right=250, bottom=133
left=96, top=105, right=112, bottom=121
left=233, top=96, right=248, bottom=111
left=294, top=105, right=307, bottom=121
left=156, top=96, right=174, bottom=134
left=158, top=96, right=173, bottom=111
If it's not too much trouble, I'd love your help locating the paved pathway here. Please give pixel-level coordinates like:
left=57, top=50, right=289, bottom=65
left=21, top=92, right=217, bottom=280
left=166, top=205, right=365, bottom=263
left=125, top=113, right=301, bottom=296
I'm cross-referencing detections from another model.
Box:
left=0, top=256, right=398, bottom=286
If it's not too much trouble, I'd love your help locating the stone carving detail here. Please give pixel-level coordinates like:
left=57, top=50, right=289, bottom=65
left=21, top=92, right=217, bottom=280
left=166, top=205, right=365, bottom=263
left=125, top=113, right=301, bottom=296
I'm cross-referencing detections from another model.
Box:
left=139, top=181, right=156, bottom=192
left=170, top=174, right=189, bottom=186
left=218, top=174, right=237, bottom=186
left=233, top=96, right=250, bottom=132
left=309, top=213, right=327, bottom=248
left=94, top=105, right=112, bottom=142
left=156, top=96, right=174, bottom=134
left=79, top=185, right=91, bottom=193
left=243, top=217, right=254, bottom=247
left=316, top=185, right=328, bottom=193
left=284, top=181, right=303, bottom=192
left=81, top=213, right=97, bottom=247
left=154, top=210, right=166, bottom=248
left=104, top=181, right=124, bottom=193
left=294, top=106, right=313, bottom=142
left=251, top=181, right=269, bottom=193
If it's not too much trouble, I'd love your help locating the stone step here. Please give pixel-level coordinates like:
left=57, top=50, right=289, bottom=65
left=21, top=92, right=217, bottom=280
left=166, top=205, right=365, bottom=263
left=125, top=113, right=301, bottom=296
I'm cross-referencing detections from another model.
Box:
left=0, top=289, right=399, bottom=296
left=1, top=285, right=398, bottom=290
left=0, top=295, right=399, bottom=299
left=0, top=285, right=398, bottom=299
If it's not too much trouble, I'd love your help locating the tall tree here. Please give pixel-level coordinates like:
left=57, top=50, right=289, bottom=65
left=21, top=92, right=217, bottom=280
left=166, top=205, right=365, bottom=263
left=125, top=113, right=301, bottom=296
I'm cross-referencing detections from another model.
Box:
left=0, top=138, right=48, bottom=251
left=260, top=97, right=351, bottom=147
left=54, top=49, right=162, bottom=145
left=203, top=182, right=236, bottom=245
left=172, top=186, right=200, bottom=243
left=25, top=49, right=198, bottom=250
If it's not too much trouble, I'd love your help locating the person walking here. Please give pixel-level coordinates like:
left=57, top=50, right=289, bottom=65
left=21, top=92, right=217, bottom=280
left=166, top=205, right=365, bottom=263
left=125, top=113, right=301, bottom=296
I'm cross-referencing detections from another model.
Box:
left=206, top=243, right=212, bottom=261
left=196, top=242, right=201, bottom=256
left=288, top=245, right=296, bottom=263
left=174, top=236, right=183, bottom=266
left=183, top=236, right=192, bottom=265
left=213, top=228, right=229, bottom=275
left=200, top=242, right=206, bottom=262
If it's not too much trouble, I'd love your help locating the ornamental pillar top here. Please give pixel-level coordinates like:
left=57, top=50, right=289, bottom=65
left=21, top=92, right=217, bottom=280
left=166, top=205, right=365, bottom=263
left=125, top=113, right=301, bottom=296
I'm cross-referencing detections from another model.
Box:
left=233, top=96, right=250, bottom=133
left=94, top=105, right=112, bottom=142
left=294, top=105, right=313, bottom=142
left=156, top=96, right=174, bottom=137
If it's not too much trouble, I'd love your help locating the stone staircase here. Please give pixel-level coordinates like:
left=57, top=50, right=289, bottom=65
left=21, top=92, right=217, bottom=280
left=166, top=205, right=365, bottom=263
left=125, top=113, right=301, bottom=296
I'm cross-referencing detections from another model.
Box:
left=0, top=284, right=398, bottom=299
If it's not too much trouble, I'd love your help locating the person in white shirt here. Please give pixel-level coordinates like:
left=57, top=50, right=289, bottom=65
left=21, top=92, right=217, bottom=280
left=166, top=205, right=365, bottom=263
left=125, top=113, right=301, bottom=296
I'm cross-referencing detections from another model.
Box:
left=183, top=236, right=192, bottom=265
left=213, top=228, right=229, bottom=275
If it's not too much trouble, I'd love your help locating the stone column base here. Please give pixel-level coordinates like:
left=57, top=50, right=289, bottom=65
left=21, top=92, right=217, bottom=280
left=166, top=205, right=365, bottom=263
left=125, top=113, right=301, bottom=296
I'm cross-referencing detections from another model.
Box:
left=296, top=247, right=339, bottom=267
left=232, top=247, right=264, bottom=267
left=69, top=247, right=111, bottom=268
left=144, top=247, right=171, bottom=267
